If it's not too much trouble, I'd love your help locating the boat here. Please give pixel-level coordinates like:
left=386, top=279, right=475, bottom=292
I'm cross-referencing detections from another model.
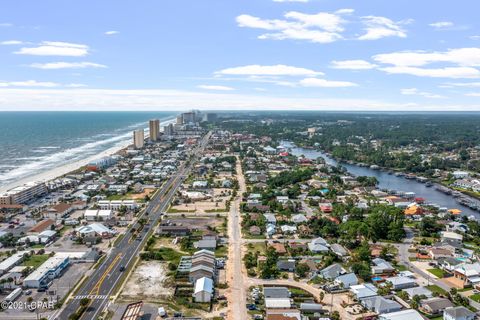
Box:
left=425, top=182, right=433, bottom=187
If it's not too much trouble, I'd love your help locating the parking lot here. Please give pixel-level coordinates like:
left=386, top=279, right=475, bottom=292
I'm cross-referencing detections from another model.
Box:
left=0, top=262, right=92, bottom=320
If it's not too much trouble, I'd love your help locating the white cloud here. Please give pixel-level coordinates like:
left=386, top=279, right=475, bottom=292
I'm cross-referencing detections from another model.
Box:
left=66, top=83, right=88, bottom=88
left=0, top=23, right=13, bottom=27
left=0, top=80, right=60, bottom=88
left=216, top=64, right=323, bottom=76
left=373, top=48, right=480, bottom=67
left=197, top=85, right=235, bottom=91
left=429, top=21, right=454, bottom=29
left=14, top=41, right=89, bottom=56
left=358, top=16, right=407, bottom=40
left=0, top=87, right=461, bottom=111
left=470, top=35, right=480, bottom=40
left=373, top=48, right=480, bottom=78
left=401, top=88, right=445, bottom=99
left=380, top=66, right=480, bottom=78
left=300, top=77, right=358, bottom=87
left=443, top=82, right=480, bottom=88
left=29, top=62, right=107, bottom=69
left=330, top=59, right=377, bottom=70
left=465, top=92, right=480, bottom=97
left=236, top=9, right=352, bottom=43
left=0, top=40, right=23, bottom=45
left=105, top=31, right=119, bottom=35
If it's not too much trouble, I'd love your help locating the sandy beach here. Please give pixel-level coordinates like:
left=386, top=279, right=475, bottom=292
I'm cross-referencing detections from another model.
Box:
left=0, top=118, right=176, bottom=193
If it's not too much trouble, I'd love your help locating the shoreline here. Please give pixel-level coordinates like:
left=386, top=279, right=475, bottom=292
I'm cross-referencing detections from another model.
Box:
left=0, top=118, right=176, bottom=193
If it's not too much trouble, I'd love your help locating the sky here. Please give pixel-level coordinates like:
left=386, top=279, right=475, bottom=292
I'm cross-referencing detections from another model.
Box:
left=1, top=0, right=480, bottom=111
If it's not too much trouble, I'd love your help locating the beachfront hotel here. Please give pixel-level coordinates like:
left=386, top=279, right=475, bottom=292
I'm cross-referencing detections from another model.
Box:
left=149, top=119, right=160, bottom=142
left=0, top=181, right=48, bottom=205
left=133, top=129, right=144, bottom=149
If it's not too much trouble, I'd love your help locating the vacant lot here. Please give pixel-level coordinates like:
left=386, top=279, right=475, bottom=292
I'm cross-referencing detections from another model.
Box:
left=120, top=261, right=174, bottom=301
left=172, top=188, right=231, bottom=213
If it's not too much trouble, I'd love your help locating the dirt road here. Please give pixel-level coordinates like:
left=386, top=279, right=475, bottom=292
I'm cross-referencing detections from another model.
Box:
left=225, top=157, right=248, bottom=320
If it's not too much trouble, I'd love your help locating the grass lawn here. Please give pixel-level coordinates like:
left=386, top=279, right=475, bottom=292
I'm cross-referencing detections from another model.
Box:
left=246, top=242, right=267, bottom=256
left=215, top=245, right=228, bottom=257
left=427, top=268, right=446, bottom=278
left=470, top=293, right=480, bottom=302
left=22, top=254, right=50, bottom=268
left=426, top=285, right=448, bottom=296
left=157, top=247, right=183, bottom=264
left=396, top=264, right=408, bottom=271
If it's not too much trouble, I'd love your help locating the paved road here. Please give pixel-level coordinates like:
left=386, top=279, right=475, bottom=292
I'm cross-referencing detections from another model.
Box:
left=394, top=227, right=451, bottom=292
left=53, top=132, right=211, bottom=320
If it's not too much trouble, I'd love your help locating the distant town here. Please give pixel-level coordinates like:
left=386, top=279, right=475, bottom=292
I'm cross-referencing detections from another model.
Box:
left=1, top=112, right=480, bottom=320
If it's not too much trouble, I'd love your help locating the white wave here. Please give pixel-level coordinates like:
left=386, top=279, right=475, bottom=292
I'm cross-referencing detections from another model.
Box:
left=0, top=116, right=177, bottom=185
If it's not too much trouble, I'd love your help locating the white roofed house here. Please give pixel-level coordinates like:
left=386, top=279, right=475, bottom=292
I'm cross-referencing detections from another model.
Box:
left=276, top=196, right=289, bottom=204
left=308, top=237, right=329, bottom=253
left=334, top=273, right=359, bottom=289
left=291, top=214, right=307, bottom=224
left=378, top=309, right=424, bottom=320
left=372, top=258, right=395, bottom=275
left=193, top=277, right=213, bottom=303
left=385, top=276, right=417, bottom=290
left=75, top=223, right=116, bottom=239
left=453, top=262, right=480, bottom=287
left=443, top=306, right=476, bottom=320
left=350, top=283, right=378, bottom=300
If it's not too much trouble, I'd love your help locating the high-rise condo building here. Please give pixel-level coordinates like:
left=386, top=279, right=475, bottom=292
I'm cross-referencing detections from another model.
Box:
left=176, top=115, right=183, bottom=125
left=164, top=123, right=175, bottom=136
left=182, top=112, right=196, bottom=124
left=149, top=119, right=160, bottom=141
left=133, top=129, right=144, bottom=149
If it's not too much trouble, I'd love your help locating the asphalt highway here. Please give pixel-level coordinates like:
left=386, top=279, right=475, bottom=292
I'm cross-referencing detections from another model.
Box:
left=53, top=132, right=211, bottom=320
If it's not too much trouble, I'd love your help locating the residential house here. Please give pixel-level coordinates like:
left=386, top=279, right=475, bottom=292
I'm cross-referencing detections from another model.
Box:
left=334, top=273, right=358, bottom=289
left=331, top=243, right=348, bottom=258
left=308, top=237, right=329, bottom=253
left=453, top=262, right=480, bottom=287
left=319, top=263, right=346, bottom=280
left=378, top=309, right=424, bottom=320
left=193, top=277, right=213, bottom=303
left=402, top=286, right=433, bottom=300
left=350, top=284, right=378, bottom=300
left=372, top=258, right=395, bottom=275
left=249, top=226, right=261, bottom=236
left=420, top=297, right=454, bottom=316
left=291, top=214, right=307, bottom=224
left=385, top=276, right=417, bottom=290
left=361, top=296, right=402, bottom=314
left=277, top=260, right=296, bottom=272
left=266, top=309, right=301, bottom=320
left=443, top=306, right=476, bottom=320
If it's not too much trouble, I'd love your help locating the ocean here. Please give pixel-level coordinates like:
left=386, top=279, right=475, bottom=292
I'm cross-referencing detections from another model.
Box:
left=0, top=111, right=177, bottom=189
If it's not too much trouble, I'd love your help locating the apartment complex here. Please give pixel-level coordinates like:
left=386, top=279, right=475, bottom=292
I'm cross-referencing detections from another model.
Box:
left=149, top=119, right=160, bottom=142
left=133, top=129, right=144, bottom=149
left=0, top=182, right=48, bottom=205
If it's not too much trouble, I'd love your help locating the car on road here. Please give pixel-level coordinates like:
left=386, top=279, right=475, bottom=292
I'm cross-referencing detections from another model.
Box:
left=246, top=304, right=257, bottom=310
left=119, top=266, right=126, bottom=272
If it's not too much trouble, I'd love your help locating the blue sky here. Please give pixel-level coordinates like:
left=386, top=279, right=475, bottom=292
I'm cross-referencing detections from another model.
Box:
left=1, top=0, right=480, bottom=111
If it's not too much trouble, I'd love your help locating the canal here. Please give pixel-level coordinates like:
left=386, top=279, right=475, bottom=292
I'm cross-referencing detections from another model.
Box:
left=282, top=141, right=479, bottom=218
